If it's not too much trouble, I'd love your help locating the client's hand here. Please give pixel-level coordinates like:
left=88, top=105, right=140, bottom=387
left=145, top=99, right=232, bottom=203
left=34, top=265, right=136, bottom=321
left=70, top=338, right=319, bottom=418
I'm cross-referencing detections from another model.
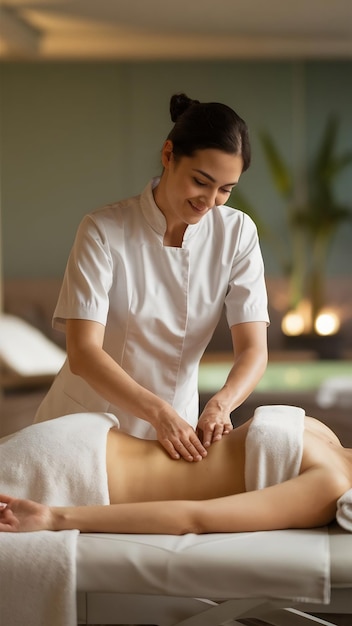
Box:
left=0, top=495, right=52, bottom=532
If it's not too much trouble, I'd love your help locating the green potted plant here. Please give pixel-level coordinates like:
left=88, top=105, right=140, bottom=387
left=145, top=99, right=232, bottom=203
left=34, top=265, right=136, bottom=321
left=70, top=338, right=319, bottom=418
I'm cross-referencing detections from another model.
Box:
left=232, top=116, right=352, bottom=344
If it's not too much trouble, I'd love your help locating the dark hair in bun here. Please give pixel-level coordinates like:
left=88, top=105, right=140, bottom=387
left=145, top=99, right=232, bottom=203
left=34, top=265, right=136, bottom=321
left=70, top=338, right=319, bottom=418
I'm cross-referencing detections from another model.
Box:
left=169, top=94, right=200, bottom=123
left=167, top=93, right=251, bottom=172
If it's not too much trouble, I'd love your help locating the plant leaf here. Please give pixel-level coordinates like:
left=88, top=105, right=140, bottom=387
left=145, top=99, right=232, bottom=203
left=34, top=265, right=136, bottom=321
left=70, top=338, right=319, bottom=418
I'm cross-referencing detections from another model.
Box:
left=259, top=130, right=293, bottom=199
left=311, top=116, right=352, bottom=182
left=228, top=188, right=268, bottom=234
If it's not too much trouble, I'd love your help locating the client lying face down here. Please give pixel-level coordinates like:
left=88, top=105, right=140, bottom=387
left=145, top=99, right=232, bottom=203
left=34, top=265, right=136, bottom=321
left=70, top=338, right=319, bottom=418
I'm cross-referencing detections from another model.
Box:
left=0, top=406, right=351, bottom=534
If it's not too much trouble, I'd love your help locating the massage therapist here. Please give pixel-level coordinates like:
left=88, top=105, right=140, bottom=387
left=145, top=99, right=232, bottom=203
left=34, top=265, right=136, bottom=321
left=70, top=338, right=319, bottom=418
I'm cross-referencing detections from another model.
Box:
left=34, top=93, right=269, bottom=461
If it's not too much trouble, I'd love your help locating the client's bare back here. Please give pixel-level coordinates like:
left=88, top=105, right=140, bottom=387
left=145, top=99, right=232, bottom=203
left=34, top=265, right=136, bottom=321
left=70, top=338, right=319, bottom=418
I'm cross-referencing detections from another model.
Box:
left=2, top=412, right=352, bottom=535
left=301, top=416, right=352, bottom=481
left=107, top=415, right=352, bottom=507
left=106, top=421, right=248, bottom=504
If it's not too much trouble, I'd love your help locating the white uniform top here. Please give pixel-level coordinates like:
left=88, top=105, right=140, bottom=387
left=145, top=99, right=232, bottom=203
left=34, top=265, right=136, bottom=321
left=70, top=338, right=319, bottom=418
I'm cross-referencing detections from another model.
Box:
left=35, top=179, right=269, bottom=438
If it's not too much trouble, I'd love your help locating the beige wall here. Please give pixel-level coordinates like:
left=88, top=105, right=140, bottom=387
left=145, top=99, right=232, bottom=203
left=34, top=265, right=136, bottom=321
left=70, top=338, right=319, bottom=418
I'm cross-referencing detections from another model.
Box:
left=1, top=60, right=352, bottom=279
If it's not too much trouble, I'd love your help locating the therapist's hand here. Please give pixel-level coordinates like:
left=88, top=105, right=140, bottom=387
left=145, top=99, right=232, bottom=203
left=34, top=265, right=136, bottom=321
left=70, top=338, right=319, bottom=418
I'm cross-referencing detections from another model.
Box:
left=154, top=413, right=207, bottom=462
left=197, top=404, right=233, bottom=448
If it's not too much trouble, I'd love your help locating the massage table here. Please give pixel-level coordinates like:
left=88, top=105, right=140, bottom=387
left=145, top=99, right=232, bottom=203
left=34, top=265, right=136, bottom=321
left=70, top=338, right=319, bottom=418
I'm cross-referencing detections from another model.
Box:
left=2, top=409, right=352, bottom=626
left=75, top=523, right=352, bottom=626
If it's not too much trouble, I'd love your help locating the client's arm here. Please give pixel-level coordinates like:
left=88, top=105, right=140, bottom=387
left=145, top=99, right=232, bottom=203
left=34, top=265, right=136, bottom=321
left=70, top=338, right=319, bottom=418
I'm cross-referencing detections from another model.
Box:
left=0, top=467, right=345, bottom=534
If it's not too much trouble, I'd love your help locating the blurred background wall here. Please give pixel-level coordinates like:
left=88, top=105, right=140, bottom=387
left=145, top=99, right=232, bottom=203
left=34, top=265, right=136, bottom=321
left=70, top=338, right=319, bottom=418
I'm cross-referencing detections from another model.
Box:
left=1, top=59, right=351, bottom=279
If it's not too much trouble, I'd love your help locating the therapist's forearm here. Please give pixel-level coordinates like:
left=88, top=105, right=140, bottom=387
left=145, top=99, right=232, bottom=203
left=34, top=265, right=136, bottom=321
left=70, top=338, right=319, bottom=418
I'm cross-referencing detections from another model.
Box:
left=66, top=319, right=207, bottom=462
left=68, top=342, right=170, bottom=427
left=207, top=346, right=267, bottom=413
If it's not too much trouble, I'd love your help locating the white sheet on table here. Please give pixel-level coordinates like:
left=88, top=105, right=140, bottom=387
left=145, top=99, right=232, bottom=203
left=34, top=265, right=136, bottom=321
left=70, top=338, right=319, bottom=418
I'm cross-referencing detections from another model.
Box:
left=77, top=528, right=330, bottom=604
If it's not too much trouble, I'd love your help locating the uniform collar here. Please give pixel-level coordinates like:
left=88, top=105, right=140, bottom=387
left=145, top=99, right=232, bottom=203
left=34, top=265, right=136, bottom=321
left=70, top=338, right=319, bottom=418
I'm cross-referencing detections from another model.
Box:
left=140, top=178, right=202, bottom=245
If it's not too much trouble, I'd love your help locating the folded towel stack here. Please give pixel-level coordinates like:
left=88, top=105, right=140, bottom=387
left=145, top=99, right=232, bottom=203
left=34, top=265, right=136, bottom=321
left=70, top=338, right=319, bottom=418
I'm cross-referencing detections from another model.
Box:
left=316, top=375, right=352, bottom=409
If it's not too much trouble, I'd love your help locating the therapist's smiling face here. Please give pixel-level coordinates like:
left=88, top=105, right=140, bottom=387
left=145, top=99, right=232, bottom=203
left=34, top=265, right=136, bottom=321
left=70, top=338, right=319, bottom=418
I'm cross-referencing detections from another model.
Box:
left=155, top=141, right=244, bottom=235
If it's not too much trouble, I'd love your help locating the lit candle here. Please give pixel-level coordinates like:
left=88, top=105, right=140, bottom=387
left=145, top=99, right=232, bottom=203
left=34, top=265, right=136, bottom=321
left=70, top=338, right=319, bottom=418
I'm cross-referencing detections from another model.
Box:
left=281, top=311, right=305, bottom=336
left=314, top=311, right=340, bottom=336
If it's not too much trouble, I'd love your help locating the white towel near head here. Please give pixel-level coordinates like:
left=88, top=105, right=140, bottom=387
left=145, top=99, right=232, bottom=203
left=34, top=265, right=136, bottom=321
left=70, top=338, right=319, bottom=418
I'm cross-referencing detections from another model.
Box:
left=336, top=489, right=352, bottom=531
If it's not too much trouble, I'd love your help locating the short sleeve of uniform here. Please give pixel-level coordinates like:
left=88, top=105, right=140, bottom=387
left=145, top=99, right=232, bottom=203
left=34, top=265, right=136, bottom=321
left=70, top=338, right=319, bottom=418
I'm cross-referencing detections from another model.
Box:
left=53, top=214, right=113, bottom=332
left=224, top=212, right=269, bottom=328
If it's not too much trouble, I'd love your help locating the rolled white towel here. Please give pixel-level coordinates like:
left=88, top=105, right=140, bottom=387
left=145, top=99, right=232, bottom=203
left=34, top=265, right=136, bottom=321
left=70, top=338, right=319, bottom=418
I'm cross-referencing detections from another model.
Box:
left=336, top=489, right=352, bottom=532
left=245, top=405, right=305, bottom=491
